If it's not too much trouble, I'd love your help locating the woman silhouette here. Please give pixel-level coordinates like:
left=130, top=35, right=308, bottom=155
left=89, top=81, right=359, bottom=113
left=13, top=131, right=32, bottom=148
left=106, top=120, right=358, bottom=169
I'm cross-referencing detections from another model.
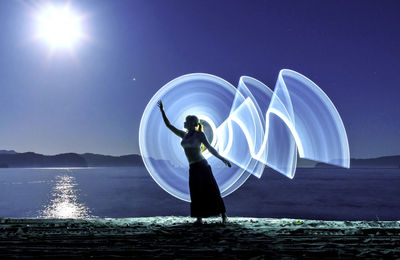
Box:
left=157, top=100, right=231, bottom=224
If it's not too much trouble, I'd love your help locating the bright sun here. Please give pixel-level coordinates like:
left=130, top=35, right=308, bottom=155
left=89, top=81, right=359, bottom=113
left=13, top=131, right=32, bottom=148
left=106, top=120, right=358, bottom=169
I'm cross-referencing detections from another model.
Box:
left=35, top=4, right=83, bottom=49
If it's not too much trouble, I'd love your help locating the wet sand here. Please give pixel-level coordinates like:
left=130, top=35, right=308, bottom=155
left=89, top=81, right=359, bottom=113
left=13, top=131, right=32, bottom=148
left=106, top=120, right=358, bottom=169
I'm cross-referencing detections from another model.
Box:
left=0, top=216, right=399, bottom=259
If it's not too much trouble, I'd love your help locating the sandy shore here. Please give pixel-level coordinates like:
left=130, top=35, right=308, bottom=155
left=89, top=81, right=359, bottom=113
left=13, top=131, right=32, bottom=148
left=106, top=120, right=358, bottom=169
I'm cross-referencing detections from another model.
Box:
left=0, top=216, right=399, bottom=259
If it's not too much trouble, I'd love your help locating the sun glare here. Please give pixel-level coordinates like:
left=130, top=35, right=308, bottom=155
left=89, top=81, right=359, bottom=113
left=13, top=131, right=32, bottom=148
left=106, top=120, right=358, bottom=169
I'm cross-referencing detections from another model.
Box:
left=35, top=4, right=83, bottom=49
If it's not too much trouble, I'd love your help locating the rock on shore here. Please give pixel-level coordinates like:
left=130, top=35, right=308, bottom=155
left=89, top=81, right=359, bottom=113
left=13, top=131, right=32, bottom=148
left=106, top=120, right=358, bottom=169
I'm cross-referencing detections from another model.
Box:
left=0, top=216, right=399, bottom=259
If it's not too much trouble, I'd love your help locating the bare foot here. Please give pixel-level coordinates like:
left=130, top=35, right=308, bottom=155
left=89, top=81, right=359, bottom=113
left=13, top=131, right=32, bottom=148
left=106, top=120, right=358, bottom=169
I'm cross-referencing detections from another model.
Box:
left=221, top=213, right=228, bottom=224
left=194, top=218, right=202, bottom=226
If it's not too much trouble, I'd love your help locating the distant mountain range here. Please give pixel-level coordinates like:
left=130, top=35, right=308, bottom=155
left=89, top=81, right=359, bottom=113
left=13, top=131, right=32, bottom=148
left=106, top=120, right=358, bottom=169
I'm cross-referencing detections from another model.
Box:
left=0, top=151, right=143, bottom=168
left=0, top=150, right=17, bottom=155
left=0, top=150, right=399, bottom=168
left=315, top=156, right=400, bottom=168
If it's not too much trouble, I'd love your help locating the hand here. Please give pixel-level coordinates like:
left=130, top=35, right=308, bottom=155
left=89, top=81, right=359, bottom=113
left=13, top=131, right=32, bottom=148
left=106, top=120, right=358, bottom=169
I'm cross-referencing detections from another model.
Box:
left=222, top=158, right=231, bottom=168
left=157, top=100, right=164, bottom=111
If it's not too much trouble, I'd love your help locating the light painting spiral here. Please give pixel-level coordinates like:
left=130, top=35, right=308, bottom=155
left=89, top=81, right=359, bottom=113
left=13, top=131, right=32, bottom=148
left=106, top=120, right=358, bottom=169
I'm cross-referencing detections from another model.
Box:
left=139, top=70, right=350, bottom=202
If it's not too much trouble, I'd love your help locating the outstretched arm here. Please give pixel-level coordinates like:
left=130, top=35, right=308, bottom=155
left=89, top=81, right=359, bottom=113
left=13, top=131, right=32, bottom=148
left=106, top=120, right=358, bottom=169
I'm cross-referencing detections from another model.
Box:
left=199, top=132, right=231, bottom=167
left=157, top=100, right=186, bottom=138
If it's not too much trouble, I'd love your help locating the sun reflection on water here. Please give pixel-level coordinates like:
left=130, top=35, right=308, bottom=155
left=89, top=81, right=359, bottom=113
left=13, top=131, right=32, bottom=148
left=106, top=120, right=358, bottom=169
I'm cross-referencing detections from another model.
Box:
left=40, top=174, right=92, bottom=219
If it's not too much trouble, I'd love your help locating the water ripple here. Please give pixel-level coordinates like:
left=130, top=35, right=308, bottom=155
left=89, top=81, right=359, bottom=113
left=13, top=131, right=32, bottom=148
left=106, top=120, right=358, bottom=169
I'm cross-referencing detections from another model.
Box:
left=39, top=174, right=93, bottom=219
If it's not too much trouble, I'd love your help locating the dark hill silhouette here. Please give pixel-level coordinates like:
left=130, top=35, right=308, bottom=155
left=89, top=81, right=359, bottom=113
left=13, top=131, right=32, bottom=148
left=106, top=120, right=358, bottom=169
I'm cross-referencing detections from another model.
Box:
left=0, top=152, right=87, bottom=168
left=0, top=151, right=144, bottom=168
left=0, top=152, right=87, bottom=167
left=0, top=150, right=17, bottom=155
left=81, top=153, right=143, bottom=167
left=315, top=155, right=400, bottom=168
left=0, top=150, right=398, bottom=168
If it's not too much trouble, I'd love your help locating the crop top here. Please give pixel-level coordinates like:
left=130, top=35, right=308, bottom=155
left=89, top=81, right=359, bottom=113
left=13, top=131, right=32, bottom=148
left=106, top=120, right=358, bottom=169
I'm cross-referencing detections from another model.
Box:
left=181, top=131, right=201, bottom=149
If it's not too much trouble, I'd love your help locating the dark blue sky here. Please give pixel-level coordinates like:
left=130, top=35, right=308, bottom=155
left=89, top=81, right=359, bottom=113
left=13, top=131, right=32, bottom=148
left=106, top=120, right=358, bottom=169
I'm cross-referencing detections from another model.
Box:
left=0, top=0, right=399, bottom=158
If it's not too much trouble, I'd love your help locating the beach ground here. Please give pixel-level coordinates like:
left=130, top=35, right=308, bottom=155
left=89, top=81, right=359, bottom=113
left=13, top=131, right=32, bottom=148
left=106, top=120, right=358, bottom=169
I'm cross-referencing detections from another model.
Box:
left=0, top=216, right=399, bottom=259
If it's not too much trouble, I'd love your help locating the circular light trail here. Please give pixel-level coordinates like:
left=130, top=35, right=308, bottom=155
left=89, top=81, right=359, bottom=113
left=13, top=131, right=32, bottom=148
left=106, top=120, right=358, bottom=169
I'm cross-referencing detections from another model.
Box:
left=139, top=71, right=350, bottom=202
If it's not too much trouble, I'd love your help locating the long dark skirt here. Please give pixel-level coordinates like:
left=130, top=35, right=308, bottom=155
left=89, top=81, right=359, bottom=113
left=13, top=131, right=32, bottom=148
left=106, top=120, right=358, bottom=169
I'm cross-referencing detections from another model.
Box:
left=189, top=159, right=226, bottom=218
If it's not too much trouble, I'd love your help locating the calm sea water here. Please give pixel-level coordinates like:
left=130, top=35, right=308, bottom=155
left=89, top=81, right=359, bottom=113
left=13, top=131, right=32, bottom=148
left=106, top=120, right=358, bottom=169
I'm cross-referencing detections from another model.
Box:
left=0, top=167, right=399, bottom=220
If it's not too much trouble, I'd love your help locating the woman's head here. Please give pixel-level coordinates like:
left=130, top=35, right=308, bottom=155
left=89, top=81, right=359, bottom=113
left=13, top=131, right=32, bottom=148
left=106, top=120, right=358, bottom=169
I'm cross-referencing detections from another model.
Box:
left=184, top=115, right=201, bottom=131
left=184, top=115, right=206, bottom=151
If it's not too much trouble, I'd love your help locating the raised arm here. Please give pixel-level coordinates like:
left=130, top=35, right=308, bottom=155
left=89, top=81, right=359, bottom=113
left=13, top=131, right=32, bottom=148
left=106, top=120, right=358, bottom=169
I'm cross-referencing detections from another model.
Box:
left=199, top=132, right=231, bottom=167
left=157, top=100, right=186, bottom=138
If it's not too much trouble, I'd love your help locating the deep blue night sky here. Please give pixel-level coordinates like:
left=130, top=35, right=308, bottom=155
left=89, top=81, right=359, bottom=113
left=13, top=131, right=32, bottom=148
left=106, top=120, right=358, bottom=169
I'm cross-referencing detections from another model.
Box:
left=0, top=0, right=399, bottom=158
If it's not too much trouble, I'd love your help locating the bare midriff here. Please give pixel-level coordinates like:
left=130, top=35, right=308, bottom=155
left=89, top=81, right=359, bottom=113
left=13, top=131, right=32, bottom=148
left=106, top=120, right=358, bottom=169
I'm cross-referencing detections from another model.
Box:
left=181, top=132, right=206, bottom=165
left=183, top=147, right=205, bottom=165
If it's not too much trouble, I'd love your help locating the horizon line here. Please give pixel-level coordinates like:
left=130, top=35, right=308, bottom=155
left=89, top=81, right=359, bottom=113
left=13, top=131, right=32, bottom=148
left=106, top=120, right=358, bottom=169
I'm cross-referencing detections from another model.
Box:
left=1, top=149, right=399, bottom=160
